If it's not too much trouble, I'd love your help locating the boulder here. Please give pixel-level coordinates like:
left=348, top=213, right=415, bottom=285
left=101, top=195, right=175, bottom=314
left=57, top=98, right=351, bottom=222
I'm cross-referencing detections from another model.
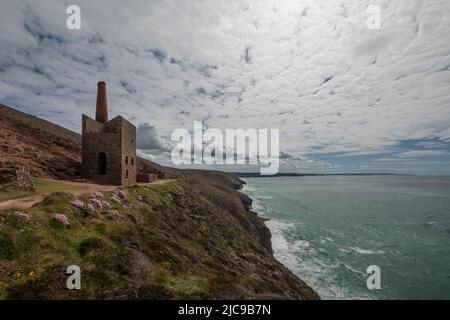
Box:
left=0, top=162, right=34, bottom=189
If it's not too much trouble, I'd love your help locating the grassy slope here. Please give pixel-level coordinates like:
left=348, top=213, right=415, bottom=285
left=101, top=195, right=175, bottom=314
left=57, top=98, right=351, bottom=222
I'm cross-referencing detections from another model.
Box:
left=0, top=178, right=90, bottom=202
left=0, top=181, right=318, bottom=299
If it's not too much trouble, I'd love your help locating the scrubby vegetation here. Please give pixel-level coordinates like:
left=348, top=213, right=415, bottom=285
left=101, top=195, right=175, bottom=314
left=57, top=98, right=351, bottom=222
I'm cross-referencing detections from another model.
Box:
left=0, top=180, right=318, bottom=299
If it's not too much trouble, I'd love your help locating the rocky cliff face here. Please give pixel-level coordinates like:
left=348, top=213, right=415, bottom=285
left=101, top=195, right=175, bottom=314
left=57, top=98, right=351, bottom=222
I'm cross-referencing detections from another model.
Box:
left=0, top=104, right=319, bottom=299
left=0, top=162, right=34, bottom=189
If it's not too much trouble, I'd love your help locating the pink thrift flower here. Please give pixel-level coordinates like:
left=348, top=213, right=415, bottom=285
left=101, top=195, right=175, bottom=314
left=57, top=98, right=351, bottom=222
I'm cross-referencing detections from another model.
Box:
left=112, top=188, right=128, bottom=199
left=53, top=213, right=70, bottom=226
left=85, top=204, right=95, bottom=214
left=90, top=199, right=103, bottom=209
left=70, top=199, right=85, bottom=209
left=93, top=191, right=104, bottom=199
left=15, top=211, right=32, bottom=221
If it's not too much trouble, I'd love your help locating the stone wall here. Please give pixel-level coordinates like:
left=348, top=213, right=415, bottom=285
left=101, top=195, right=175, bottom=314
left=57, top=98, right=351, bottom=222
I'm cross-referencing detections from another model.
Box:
left=121, top=119, right=137, bottom=185
left=136, top=173, right=157, bottom=183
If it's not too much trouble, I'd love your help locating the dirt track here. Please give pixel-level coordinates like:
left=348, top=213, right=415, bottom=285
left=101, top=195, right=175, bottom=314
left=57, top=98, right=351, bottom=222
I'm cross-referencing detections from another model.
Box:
left=0, top=179, right=174, bottom=210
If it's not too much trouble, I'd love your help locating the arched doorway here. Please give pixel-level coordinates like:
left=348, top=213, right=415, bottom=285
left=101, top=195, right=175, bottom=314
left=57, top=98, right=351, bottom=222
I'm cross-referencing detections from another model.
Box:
left=98, top=152, right=107, bottom=175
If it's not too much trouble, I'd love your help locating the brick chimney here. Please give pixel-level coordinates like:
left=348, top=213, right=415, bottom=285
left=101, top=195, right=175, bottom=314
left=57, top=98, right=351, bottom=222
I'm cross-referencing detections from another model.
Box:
left=95, top=81, right=108, bottom=123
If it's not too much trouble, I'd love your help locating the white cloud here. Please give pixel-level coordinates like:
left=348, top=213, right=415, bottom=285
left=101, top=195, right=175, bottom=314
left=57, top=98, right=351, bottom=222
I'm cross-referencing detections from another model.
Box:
left=1, top=0, right=450, bottom=173
left=396, top=150, right=449, bottom=158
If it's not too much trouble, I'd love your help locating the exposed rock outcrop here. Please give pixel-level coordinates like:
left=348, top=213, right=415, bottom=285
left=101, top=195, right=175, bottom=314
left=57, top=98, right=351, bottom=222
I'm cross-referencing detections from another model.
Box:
left=0, top=162, right=34, bottom=189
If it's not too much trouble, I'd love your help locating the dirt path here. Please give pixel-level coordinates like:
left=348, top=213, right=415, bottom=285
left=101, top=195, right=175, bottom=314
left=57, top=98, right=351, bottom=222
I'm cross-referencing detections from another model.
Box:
left=0, top=194, right=47, bottom=210
left=0, top=179, right=175, bottom=210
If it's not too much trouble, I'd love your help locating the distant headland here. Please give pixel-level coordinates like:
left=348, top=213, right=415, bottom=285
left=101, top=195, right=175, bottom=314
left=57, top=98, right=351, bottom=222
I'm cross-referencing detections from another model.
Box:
left=232, top=172, right=412, bottom=178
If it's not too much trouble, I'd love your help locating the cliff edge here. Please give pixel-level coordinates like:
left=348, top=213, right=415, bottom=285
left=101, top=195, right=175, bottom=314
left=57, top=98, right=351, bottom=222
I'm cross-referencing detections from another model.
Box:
left=0, top=104, right=319, bottom=299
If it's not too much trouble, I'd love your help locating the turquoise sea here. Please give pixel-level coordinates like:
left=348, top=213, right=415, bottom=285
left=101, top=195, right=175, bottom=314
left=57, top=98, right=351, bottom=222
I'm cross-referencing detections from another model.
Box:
left=242, top=176, right=450, bottom=300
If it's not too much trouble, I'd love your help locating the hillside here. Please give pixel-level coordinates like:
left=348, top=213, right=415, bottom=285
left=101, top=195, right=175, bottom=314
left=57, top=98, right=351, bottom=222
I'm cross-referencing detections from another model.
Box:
left=0, top=104, right=167, bottom=179
left=0, top=104, right=319, bottom=299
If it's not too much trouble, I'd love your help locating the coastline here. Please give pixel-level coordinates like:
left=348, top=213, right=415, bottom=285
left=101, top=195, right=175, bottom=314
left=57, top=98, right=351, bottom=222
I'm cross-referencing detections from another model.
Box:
left=239, top=177, right=380, bottom=300
left=237, top=177, right=322, bottom=299
left=239, top=177, right=375, bottom=300
left=239, top=176, right=397, bottom=300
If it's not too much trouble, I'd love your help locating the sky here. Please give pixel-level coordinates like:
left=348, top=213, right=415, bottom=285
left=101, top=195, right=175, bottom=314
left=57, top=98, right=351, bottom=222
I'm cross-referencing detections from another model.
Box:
left=0, top=0, right=450, bottom=174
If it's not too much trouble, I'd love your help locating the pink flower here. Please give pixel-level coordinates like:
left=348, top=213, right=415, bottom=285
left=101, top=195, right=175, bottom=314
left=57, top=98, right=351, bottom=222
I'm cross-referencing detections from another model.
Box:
left=85, top=204, right=95, bottom=214
left=53, top=213, right=70, bottom=226
left=15, top=211, right=32, bottom=221
left=90, top=199, right=103, bottom=209
left=70, top=199, right=85, bottom=209
left=112, top=188, right=128, bottom=199
left=92, top=191, right=104, bottom=199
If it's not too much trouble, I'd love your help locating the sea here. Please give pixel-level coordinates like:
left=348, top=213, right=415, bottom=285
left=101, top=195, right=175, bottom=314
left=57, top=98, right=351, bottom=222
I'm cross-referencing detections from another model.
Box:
left=242, top=175, right=450, bottom=300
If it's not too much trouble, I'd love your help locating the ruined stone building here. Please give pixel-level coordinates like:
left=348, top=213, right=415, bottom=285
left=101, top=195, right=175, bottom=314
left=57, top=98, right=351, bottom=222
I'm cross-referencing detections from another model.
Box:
left=81, top=81, right=136, bottom=185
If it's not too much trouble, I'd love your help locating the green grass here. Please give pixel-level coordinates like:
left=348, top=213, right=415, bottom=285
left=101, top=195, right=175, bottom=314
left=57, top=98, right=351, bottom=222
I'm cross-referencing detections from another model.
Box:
left=33, top=178, right=86, bottom=193
left=0, top=181, right=207, bottom=299
left=0, top=179, right=294, bottom=299
left=0, top=186, right=35, bottom=202
left=0, top=178, right=87, bottom=202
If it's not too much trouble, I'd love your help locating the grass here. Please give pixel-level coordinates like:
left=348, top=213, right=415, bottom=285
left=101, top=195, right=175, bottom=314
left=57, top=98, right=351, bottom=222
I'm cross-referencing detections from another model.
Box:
left=33, top=178, right=88, bottom=194
left=0, top=186, right=35, bottom=202
left=0, top=181, right=201, bottom=299
left=0, top=178, right=309, bottom=299
left=0, top=178, right=88, bottom=202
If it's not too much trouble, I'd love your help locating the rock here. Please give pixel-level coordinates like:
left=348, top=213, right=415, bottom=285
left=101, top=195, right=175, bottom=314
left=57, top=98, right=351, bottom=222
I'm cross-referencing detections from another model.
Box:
left=0, top=162, right=34, bottom=189
left=238, top=192, right=253, bottom=210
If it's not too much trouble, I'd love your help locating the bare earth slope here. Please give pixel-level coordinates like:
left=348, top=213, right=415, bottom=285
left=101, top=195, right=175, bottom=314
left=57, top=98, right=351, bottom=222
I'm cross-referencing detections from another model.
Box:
left=0, top=104, right=81, bottom=178
left=0, top=104, right=319, bottom=299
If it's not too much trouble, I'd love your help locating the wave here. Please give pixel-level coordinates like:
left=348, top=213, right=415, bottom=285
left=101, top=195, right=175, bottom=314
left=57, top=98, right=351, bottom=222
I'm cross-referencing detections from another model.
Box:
left=267, top=219, right=373, bottom=300
left=347, top=246, right=385, bottom=255
left=243, top=180, right=376, bottom=300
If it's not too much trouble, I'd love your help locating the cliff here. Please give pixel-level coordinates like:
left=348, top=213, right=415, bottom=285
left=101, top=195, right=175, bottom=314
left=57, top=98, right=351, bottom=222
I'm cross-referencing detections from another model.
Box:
left=0, top=104, right=319, bottom=299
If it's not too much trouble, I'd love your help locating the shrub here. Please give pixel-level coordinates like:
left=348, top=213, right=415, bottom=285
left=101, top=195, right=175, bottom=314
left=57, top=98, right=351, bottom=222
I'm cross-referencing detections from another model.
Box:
left=161, top=261, right=172, bottom=270
left=51, top=213, right=70, bottom=228
left=111, top=195, right=121, bottom=204
left=78, top=237, right=107, bottom=256
left=0, top=232, right=16, bottom=260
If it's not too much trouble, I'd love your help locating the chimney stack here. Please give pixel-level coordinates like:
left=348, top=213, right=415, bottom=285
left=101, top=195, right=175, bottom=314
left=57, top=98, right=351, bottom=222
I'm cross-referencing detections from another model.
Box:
left=95, top=81, right=108, bottom=123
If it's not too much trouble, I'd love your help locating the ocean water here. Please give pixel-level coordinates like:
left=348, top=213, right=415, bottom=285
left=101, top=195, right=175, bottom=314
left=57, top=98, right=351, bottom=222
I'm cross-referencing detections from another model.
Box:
left=242, top=176, right=450, bottom=300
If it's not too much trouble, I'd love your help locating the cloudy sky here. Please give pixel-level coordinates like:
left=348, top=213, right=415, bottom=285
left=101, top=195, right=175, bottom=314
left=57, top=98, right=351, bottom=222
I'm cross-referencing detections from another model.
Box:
left=1, top=0, right=450, bottom=174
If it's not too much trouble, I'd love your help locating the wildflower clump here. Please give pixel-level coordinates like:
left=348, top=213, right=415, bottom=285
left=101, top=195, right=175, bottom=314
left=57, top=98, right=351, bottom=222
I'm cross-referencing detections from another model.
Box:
left=85, top=204, right=95, bottom=215
left=52, top=213, right=70, bottom=227
left=15, top=211, right=32, bottom=221
left=112, top=188, right=128, bottom=200
left=90, top=199, right=103, bottom=209
left=92, top=191, right=104, bottom=199
left=70, top=199, right=85, bottom=210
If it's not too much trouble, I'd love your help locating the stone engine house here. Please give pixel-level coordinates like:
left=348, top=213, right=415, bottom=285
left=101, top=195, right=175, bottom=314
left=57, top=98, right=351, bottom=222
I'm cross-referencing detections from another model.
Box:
left=82, top=81, right=136, bottom=185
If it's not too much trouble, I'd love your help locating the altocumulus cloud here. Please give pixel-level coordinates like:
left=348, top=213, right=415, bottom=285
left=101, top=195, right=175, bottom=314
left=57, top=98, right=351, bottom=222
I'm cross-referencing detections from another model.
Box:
left=0, top=0, right=450, bottom=173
